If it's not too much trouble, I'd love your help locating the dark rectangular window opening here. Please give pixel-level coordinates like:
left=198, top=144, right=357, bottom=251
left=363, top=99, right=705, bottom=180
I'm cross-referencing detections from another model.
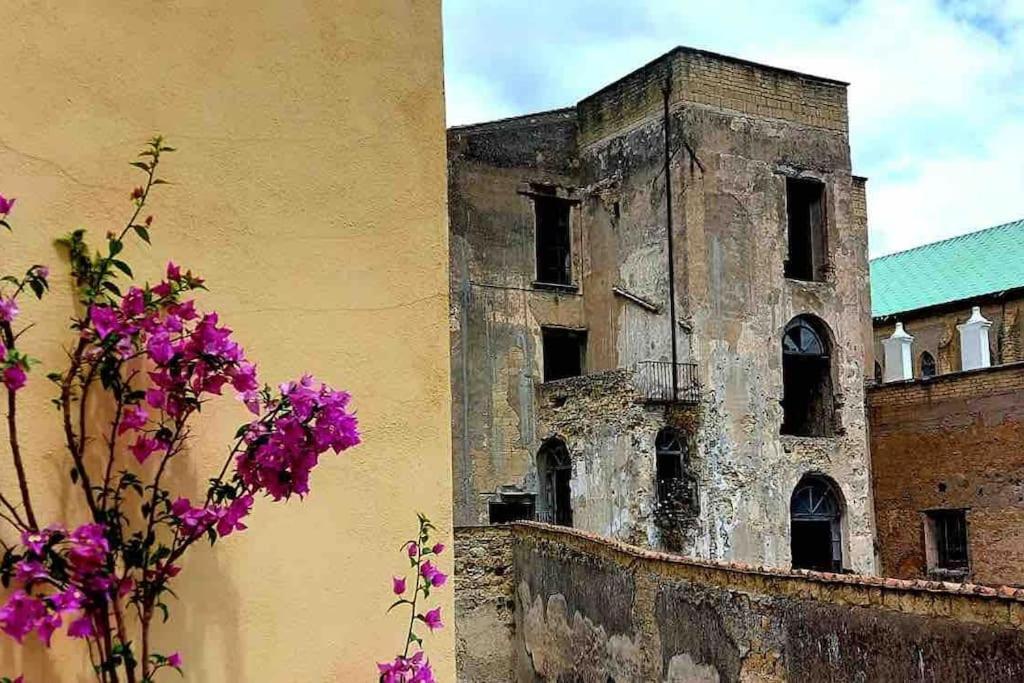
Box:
left=535, top=196, right=573, bottom=286
left=927, top=509, right=969, bottom=571
left=488, top=498, right=535, bottom=524
left=542, top=327, right=586, bottom=382
left=784, top=178, right=827, bottom=282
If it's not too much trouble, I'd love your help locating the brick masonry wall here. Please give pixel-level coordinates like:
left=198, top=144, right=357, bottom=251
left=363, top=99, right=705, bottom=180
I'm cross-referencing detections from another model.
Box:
left=469, top=522, right=1024, bottom=682
left=868, top=362, right=1024, bottom=585
left=454, top=526, right=516, bottom=683
left=578, top=47, right=848, bottom=147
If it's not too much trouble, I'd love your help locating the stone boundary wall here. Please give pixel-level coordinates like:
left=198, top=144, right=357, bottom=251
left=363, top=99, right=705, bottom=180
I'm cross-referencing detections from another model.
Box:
left=455, top=523, right=1024, bottom=681
left=454, top=526, right=516, bottom=682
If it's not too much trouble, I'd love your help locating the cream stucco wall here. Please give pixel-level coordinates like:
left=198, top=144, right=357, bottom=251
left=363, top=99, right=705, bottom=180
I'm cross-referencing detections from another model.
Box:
left=0, top=1, right=452, bottom=680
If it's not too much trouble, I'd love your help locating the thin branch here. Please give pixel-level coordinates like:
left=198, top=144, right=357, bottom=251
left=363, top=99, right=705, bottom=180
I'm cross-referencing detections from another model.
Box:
left=1, top=321, right=37, bottom=529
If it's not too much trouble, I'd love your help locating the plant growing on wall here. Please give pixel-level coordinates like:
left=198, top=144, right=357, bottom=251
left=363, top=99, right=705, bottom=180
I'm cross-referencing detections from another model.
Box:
left=0, top=138, right=362, bottom=682
left=377, top=514, right=446, bottom=683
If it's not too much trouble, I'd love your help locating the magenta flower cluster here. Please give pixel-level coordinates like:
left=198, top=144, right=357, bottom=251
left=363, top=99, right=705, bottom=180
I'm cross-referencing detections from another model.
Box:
left=0, top=523, right=119, bottom=646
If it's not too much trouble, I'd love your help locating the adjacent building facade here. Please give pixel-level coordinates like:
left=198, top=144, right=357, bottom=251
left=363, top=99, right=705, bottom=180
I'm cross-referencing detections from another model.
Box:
left=870, top=219, right=1024, bottom=586
left=450, top=47, right=876, bottom=573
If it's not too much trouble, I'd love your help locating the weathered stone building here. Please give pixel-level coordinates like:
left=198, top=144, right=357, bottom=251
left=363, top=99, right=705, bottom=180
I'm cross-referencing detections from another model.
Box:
left=869, top=219, right=1024, bottom=586
left=449, top=46, right=876, bottom=574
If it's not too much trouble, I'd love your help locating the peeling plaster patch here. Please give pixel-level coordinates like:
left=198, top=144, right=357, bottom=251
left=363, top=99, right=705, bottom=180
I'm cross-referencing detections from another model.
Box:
left=664, top=653, right=721, bottom=683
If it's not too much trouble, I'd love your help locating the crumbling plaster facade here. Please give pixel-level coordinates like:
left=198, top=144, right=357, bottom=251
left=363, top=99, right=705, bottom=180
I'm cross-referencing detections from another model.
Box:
left=450, top=47, right=876, bottom=573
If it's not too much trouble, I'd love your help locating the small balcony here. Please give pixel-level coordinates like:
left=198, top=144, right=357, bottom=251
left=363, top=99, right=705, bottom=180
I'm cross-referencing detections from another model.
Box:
left=634, top=360, right=700, bottom=404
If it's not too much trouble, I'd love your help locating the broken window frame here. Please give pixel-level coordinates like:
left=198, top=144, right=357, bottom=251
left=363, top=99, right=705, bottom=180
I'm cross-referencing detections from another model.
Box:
left=783, top=177, right=828, bottom=282
left=541, top=326, right=587, bottom=382
left=781, top=316, right=836, bottom=437
left=924, top=509, right=969, bottom=574
left=537, top=437, right=573, bottom=527
left=533, top=194, right=574, bottom=288
left=790, top=474, right=844, bottom=572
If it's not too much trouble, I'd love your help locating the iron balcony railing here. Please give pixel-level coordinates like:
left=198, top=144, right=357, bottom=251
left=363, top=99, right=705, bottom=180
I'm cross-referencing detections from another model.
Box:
left=634, top=360, right=700, bottom=404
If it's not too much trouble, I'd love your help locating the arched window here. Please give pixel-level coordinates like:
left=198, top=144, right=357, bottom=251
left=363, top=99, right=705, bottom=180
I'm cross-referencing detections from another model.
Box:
left=781, top=316, right=835, bottom=437
left=790, top=475, right=844, bottom=572
left=920, top=351, right=936, bottom=379
left=537, top=437, right=572, bottom=527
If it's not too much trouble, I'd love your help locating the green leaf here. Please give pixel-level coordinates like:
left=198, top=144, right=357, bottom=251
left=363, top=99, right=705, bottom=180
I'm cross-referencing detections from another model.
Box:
left=130, top=161, right=150, bottom=171
left=157, top=602, right=170, bottom=623
left=133, top=225, right=151, bottom=244
left=70, top=467, right=79, bottom=484
left=102, top=280, right=122, bottom=296
left=29, top=279, right=44, bottom=299
left=109, top=239, right=124, bottom=256
left=111, top=259, right=133, bottom=277
left=152, top=178, right=170, bottom=185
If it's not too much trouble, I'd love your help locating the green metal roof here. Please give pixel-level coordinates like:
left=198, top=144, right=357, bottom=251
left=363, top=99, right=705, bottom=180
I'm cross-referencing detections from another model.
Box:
left=870, top=218, right=1024, bottom=318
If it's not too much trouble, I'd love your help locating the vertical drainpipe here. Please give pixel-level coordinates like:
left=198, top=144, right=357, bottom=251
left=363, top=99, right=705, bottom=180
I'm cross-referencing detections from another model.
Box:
left=663, top=66, right=679, bottom=400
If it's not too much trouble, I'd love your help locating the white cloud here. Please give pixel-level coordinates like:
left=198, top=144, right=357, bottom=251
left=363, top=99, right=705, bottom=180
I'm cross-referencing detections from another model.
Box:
left=443, top=0, right=1024, bottom=256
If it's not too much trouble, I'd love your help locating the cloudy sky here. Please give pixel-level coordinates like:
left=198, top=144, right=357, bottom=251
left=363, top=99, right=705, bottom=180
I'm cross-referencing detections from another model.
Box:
left=442, top=0, right=1024, bottom=257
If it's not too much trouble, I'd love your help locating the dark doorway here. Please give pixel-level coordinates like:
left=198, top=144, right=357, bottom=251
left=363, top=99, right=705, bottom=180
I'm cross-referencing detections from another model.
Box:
left=784, top=177, right=827, bottom=282
left=790, top=475, right=843, bottom=572
left=781, top=316, right=834, bottom=437
left=538, top=437, right=573, bottom=527
left=542, top=327, right=586, bottom=382
left=920, top=351, right=937, bottom=379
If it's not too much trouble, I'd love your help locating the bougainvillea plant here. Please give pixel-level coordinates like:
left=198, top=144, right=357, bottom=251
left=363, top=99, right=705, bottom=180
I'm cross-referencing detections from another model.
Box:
left=0, top=138, right=361, bottom=682
left=377, top=514, right=446, bottom=683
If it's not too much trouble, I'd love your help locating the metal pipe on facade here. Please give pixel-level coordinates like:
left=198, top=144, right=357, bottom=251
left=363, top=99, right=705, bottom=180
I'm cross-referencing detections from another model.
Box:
left=663, top=66, right=679, bottom=401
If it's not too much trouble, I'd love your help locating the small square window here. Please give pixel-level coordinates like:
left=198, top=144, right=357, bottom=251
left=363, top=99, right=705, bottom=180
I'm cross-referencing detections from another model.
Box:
left=542, top=327, right=586, bottom=382
left=925, top=509, right=969, bottom=573
left=535, top=196, right=573, bottom=286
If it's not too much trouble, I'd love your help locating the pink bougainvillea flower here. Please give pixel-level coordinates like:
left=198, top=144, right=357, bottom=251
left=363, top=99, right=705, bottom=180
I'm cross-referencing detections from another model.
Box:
left=117, top=405, right=148, bottom=435
left=67, top=614, right=95, bottom=639
left=407, top=543, right=418, bottom=558
left=0, top=298, right=19, bottom=323
left=167, top=652, right=182, bottom=668
left=145, top=387, right=166, bottom=409
left=121, top=287, right=146, bottom=318
left=0, top=591, right=46, bottom=643
left=0, top=194, right=15, bottom=214
left=378, top=652, right=435, bottom=683
left=431, top=543, right=445, bottom=555
left=129, top=436, right=166, bottom=464
left=145, top=330, right=174, bottom=365
left=166, top=262, right=182, bottom=281
left=420, top=560, right=447, bottom=588
left=13, top=560, right=49, bottom=584
left=216, top=495, right=253, bottom=537
left=420, top=607, right=443, bottom=632
left=0, top=340, right=6, bottom=362
left=32, top=265, right=48, bottom=280
left=392, top=576, right=406, bottom=595
left=171, top=498, right=218, bottom=538
left=2, top=365, right=27, bottom=392
left=88, top=305, right=120, bottom=339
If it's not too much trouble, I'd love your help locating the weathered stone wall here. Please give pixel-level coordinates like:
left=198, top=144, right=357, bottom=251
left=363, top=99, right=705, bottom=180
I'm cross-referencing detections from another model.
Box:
left=869, top=362, right=1024, bottom=586
left=479, top=523, right=1024, bottom=682
left=873, top=294, right=1024, bottom=377
left=449, top=46, right=875, bottom=574
left=536, top=370, right=700, bottom=548
left=454, top=526, right=516, bottom=683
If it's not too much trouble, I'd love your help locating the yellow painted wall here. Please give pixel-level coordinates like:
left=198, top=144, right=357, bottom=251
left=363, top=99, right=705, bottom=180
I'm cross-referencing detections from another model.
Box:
left=0, top=1, right=452, bottom=680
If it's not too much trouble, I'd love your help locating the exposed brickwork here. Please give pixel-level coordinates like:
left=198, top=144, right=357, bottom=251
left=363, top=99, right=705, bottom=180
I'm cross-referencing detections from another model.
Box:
left=457, top=523, right=1024, bottom=681
left=577, top=47, right=848, bottom=148
left=869, top=362, right=1024, bottom=586
left=454, top=526, right=515, bottom=682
